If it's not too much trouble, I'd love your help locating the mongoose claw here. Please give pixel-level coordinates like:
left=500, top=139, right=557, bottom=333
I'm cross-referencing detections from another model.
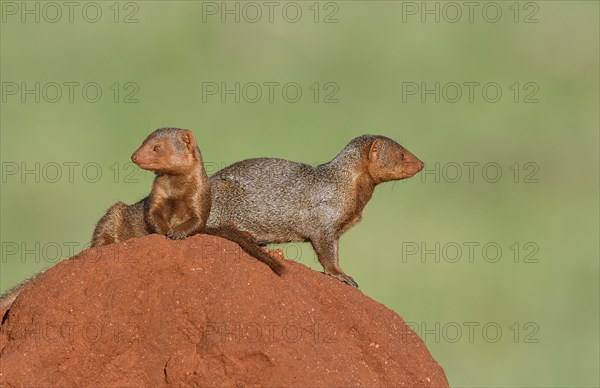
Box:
left=326, top=272, right=359, bottom=288
left=342, top=277, right=359, bottom=288
left=166, top=230, right=188, bottom=240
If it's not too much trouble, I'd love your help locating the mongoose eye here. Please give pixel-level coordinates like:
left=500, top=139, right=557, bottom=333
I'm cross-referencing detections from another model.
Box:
left=153, top=145, right=161, bottom=152
left=400, top=153, right=405, bottom=161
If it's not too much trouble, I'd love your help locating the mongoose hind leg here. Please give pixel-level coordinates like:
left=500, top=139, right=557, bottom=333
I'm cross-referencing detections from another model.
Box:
left=311, top=237, right=358, bottom=288
left=91, top=202, right=128, bottom=247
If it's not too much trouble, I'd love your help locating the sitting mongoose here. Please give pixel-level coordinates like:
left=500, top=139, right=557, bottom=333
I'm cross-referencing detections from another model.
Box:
left=91, top=128, right=212, bottom=246
left=206, top=135, right=424, bottom=287
left=91, top=128, right=285, bottom=275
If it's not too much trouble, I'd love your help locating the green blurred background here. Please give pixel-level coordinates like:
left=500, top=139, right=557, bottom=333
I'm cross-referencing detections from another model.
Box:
left=1, top=1, right=598, bottom=386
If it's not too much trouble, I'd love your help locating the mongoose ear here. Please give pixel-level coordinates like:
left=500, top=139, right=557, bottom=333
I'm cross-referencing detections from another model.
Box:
left=368, top=139, right=382, bottom=162
left=179, top=130, right=197, bottom=151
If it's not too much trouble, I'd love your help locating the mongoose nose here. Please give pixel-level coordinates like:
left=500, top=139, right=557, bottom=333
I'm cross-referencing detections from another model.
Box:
left=131, top=153, right=137, bottom=163
left=417, top=160, right=424, bottom=171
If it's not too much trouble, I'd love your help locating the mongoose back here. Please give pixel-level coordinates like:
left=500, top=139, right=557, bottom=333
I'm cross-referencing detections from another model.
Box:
left=206, top=134, right=424, bottom=287
left=91, top=128, right=211, bottom=246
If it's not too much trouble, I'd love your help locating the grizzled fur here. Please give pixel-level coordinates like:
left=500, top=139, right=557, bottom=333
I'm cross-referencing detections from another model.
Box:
left=91, top=200, right=148, bottom=247
left=206, top=135, right=424, bottom=287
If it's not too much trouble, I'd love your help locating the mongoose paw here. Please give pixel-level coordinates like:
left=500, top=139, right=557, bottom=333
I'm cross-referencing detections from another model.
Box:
left=326, top=272, right=359, bottom=288
left=166, top=230, right=189, bottom=240
left=342, top=276, right=359, bottom=288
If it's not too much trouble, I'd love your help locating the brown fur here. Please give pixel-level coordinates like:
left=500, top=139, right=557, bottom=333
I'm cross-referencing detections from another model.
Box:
left=91, top=201, right=147, bottom=247
left=91, top=128, right=284, bottom=275
left=91, top=128, right=211, bottom=246
left=131, top=128, right=211, bottom=240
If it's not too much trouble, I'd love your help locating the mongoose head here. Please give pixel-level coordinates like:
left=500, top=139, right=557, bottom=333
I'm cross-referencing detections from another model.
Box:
left=131, top=128, right=200, bottom=174
left=364, top=136, right=424, bottom=184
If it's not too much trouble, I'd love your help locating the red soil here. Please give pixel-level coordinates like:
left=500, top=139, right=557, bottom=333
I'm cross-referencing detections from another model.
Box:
left=0, top=234, right=448, bottom=387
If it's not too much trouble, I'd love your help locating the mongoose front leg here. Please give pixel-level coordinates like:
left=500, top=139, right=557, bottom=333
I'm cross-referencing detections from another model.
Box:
left=146, top=199, right=171, bottom=235
left=166, top=217, right=204, bottom=240
left=311, top=236, right=358, bottom=288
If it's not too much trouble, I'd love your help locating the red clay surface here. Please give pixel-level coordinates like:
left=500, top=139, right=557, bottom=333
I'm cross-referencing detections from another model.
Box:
left=0, top=234, right=448, bottom=387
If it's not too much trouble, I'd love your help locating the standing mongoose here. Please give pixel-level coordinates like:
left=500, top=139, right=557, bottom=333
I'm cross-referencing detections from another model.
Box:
left=206, top=135, right=424, bottom=287
left=91, top=128, right=211, bottom=246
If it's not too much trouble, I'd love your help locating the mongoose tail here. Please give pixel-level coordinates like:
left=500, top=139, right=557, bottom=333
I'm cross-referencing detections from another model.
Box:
left=0, top=274, right=41, bottom=323
left=0, top=289, right=19, bottom=323
left=204, top=227, right=286, bottom=276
